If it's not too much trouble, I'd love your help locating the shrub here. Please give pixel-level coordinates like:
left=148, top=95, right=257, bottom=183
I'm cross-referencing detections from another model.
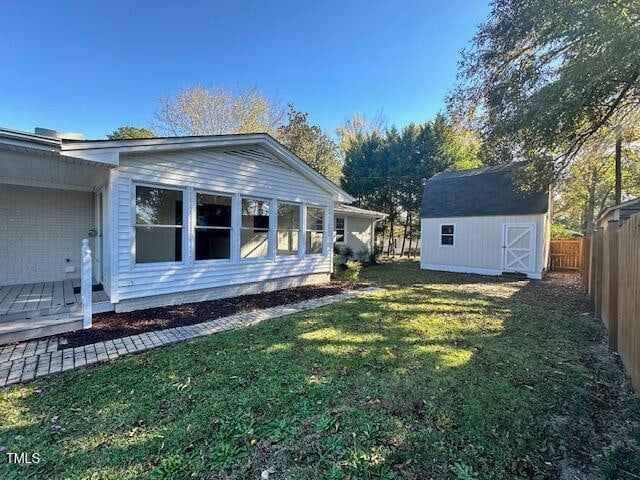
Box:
left=356, top=246, right=371, bottom=264
left=343, top=260, right=362, bottom=282
left=341, top=246, right=354, bottom=260
left=372, top=244, right=383, bottom=264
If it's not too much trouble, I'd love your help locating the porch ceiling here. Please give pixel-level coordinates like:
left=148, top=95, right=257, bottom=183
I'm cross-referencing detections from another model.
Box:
left=0, top=146, right=111, bottom=191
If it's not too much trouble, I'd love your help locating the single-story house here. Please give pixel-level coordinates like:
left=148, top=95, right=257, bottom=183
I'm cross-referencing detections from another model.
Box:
left=333, top=204, right=387, bottom=259
left=0, top=127, right=381, bottom=344
left=419, top=162, right=551, bottom=279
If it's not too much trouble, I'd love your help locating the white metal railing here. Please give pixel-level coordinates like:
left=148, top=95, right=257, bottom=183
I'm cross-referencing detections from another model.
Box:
left=81, top=239, right=92, bottom=329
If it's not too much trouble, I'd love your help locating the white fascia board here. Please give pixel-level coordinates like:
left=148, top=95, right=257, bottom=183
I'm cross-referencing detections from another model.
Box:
left=334, top=209, right=388, bottom=219
left=60, top=148, right=120, bottom=166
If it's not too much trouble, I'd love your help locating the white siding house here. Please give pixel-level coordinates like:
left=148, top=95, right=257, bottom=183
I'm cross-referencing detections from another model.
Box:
left=0, top=128, right=353, bottom=343
left=334, top=204, right=386, bottom=258
left=420, top=163, right=551, bottom=279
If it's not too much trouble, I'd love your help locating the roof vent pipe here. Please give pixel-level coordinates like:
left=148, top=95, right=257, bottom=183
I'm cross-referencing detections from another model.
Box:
left=34, top=127, right=84, bottom=140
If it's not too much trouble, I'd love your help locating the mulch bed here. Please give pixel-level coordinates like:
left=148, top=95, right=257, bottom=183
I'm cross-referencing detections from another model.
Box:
left=61, top=282, right=358, bottom=349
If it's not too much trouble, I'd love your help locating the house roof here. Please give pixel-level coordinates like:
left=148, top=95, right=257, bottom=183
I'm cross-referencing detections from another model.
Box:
left=420, top=162, right=549, bottom=218
left=0, top=128, right=354, bottom=203
left=597, top=197, right=640, bottom=225
left=334, top=204, right=387, bottom=219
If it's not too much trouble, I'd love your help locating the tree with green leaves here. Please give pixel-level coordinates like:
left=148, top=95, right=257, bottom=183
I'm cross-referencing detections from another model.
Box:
left=555, top=127, right=640, bottom=233
left=276, top=106, right=343, bottom=184
left=107, top=126, right=155, bottom=140
left=342, top=115, right=482, bottom=256
left=452, top=0, right=640, bottom=189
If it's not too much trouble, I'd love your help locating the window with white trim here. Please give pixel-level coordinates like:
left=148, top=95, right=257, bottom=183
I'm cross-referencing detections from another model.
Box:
left=440, top=224, right=455, bottom=246
left=134, top=185, right=183, bottom=263
left=335, top=217, right=345, bottom=243
left=306, top=206, right=325, bottom=254
left=195, top=193, right=232, bottom=260
left=241, top=198, right=270, bottom=259
left=277, top=202, right=300, bottom=256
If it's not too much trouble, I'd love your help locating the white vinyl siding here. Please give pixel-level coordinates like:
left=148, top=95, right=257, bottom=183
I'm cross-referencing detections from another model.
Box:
left=420, top=214, right=547, bottom=276
left=112, top=147, right=333, bottom=301
left=336, top=215, right=375, bottom=253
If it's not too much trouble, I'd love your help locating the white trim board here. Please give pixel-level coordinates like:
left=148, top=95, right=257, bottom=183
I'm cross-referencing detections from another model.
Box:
left=420, top=263, right=542, bottom=280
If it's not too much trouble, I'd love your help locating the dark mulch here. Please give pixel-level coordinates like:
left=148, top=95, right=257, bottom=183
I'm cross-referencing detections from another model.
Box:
left=61, top=282, right=357, bottom=349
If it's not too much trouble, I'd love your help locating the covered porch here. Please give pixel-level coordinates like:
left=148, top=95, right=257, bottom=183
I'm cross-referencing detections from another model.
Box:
left=0, top=129, right=114, bottom=343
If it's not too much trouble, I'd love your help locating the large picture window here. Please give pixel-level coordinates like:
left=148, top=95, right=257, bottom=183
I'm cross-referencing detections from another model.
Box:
left=335, top=217, right=345, bottom=243
left=195, top=193, right=232, bottom=260
left=241, top=198, right=270, bottom=258
left=135, top=186, right=183, bottom=263
left=306, top=206, right=325, bottom=254
left=277, top=203, right=300, bottom=256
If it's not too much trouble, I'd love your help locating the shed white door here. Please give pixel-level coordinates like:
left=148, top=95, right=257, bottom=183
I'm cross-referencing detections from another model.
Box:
left=502, top=223, right=535, bottom=273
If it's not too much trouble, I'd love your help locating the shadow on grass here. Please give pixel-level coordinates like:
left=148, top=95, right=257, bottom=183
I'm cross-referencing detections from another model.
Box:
left=1, top=264, right=638, bottom=479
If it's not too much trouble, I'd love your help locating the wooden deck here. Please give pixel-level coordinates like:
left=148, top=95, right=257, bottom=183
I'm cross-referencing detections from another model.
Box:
left=0, top=279, right=109, bottom=317
left=0, top=280, right=113, bottom=345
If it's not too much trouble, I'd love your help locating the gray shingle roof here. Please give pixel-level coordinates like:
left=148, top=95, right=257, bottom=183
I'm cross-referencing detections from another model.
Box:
left=420, top=162, right=549, bottom=218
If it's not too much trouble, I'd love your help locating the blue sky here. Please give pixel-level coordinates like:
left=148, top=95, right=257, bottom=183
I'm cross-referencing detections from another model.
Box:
left=0, top=1, right=489, bottom=139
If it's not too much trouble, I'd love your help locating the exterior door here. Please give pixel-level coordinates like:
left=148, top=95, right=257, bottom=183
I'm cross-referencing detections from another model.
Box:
left=502, top=223, right=535, bottom=274
left=93, top=189, right=104, bottom=283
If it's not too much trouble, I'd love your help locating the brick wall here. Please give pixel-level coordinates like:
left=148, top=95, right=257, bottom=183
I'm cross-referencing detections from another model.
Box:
left=0, top=184, right=94, bottom=285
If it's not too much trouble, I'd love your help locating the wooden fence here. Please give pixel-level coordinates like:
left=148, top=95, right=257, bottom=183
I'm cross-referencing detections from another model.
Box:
left=549, top=238, right=583, bottom=271
left=585, top=213, right=640, bottom=391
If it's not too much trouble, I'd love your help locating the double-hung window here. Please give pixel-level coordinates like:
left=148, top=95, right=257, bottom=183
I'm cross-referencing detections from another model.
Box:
left=335, top=217, right=345, bottom=243
left=306, top=206, right=325, bottom=254
left=134, top=185, right=183, bottom=264
left=440, top=224, right=455, bottom=246
left=195, top=193, right=232, bottom=260
left=241, top=198, right=270, bottom=259
left=277, top=202, right=300, bottom=256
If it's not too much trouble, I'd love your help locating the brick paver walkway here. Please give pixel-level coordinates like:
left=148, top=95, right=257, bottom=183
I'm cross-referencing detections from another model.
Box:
left=0, top=287, right=383, bottom=387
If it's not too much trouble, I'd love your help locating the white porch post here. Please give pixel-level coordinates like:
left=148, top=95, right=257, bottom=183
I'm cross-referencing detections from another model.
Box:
left=81, top=239, right=93, bottom=329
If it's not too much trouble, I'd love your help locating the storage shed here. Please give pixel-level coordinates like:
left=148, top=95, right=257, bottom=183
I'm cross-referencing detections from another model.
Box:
left=419, top=163, right=551, bottom=279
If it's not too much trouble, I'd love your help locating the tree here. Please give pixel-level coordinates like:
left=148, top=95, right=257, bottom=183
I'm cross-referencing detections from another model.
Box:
left=452, top=0, right=640, bottom=186
left=341, top=116, right=482, bottom=256
left=336, top=112, right=388, bottom=153
left=276, top=106, right=343, bottom=184
left=153, top=85, right=285, bottom=136
left=555, top=126, right=640, bottom=234
left=107, top=126, right=155, bottom=140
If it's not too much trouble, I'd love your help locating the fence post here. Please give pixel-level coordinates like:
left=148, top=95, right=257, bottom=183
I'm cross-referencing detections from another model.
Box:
left=594, top=229, right=604, bottom=317
left=582, top=235, right=591, bottom=292
left=81, top=239, right=92, bottom=329
left=588, top=231, right=597, bottom=300
left=607, top=220, right=620, bottom=350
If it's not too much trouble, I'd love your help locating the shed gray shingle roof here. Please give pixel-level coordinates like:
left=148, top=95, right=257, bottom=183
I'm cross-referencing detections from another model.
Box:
left=420, top=162, right=549, bottom=218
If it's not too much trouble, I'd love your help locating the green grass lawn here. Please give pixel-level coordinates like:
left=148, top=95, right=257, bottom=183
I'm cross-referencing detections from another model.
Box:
left=1, top=261, right=639, bottom=479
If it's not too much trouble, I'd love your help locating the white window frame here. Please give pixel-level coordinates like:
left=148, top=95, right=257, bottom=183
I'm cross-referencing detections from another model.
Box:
left=192, top=189, right=234, bottom=265
left=305, top=204, right=327, bottom=256
left=335, top=216, right=347, bottom=245
left=439, top=223, right=456, bottom=248
left=276, top=201, right=302, bottom=257
left=132, top=182, right=187, bottom=268
left=240, top=196, right=272, bottom=262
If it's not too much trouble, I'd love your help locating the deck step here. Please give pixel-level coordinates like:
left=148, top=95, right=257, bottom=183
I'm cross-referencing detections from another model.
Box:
left=0, top=314, right=84, bottom=345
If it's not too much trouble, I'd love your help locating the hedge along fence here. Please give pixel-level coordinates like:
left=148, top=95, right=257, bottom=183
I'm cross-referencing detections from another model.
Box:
left=585, top=213, right=640, bottom=391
